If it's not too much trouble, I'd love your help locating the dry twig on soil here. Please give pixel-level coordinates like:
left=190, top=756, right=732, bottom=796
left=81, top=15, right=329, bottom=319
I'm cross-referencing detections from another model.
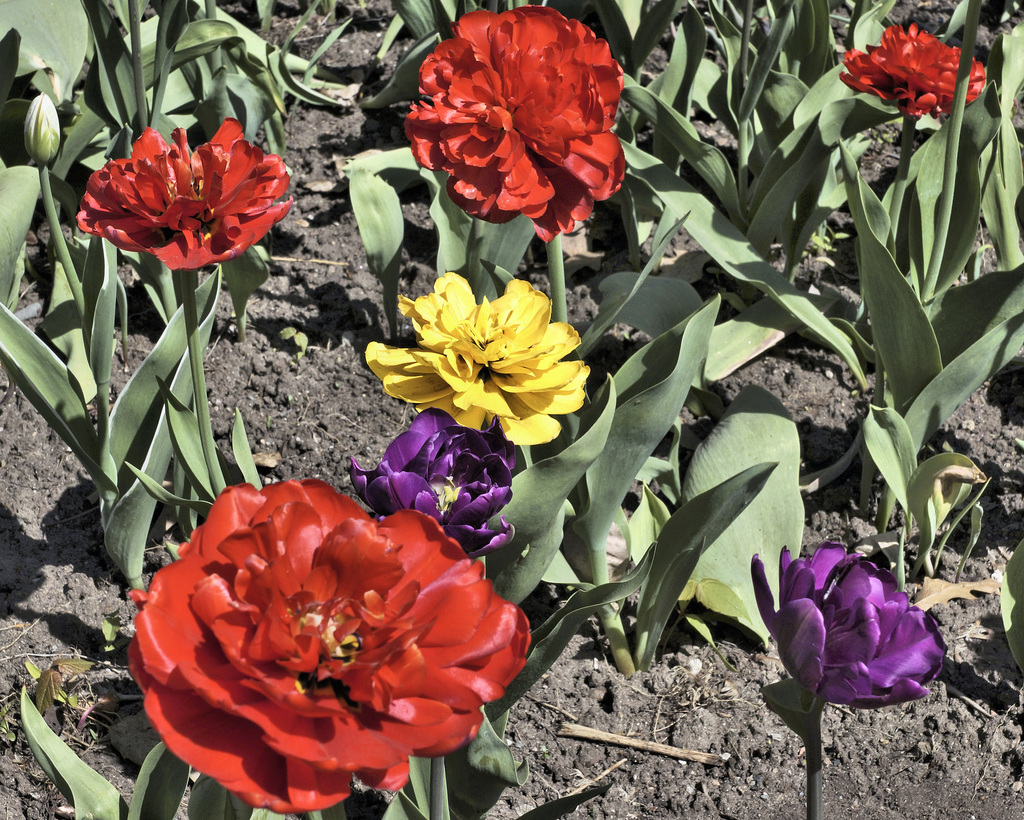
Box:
left=557, top=722, right=728, bottom=765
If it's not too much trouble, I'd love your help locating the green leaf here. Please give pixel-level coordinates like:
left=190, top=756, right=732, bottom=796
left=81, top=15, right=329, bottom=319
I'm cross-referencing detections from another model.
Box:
left=40, top=253, right=96, bottom=402
left=391, top=0, right=455, bottom=40
left=1000, top=535, right=1024, bottom=677
left=840, top=144, right=942, bottom=413
left=420, top=169, right=535, bottom=302
left=488, top=379, right=616, bottom=604
left=622, top=484, right=672, bottom=563
left=622, top=141, right=867, bottom=390
left=569, top=298, right=718, bottom=586
left=221, top=244, right=269, bottom=342
left=622, top=79, right=740, bottom=221
left=158, top=379, right=215, bottom=501
left=487, top=552, right=654, bottom=718
left=0, top=0, right=88, bottom=99
left=578, top=216, right=690, bottom=356
left=631, top=0, right=686, bottom=80
left=515, top=785, right=612, bottom=820
left=680, top=385, right=803, bottom=642
left=906, top=453, right=985, bottom=554
left=862, top=405, right=917, bottom=513
left=903, top=291, right=1024, bottom=451
left=590, top=0, right=634, bottom=72
left=703, top=292, right=834, bottom=382
left=20, top=688, right=128, bottom=820
left=903, top=85, right=1000, bottom=297
left=81, top=0, right=137, bottom=128
left=0, top=303, right=115, bottom=495
left=82, top=236, right=118, bottom=399
left=187, top=775, right=255, bottom=820
left=737, top=0, right=797, bottom=126
left=103, top=273, right=220, bottom=586
left=585, top=270, right=702, bottom=353
left=925, top=268, right=1024, bottom=365
left=350, top=167, right=405, bottom=338
left=445, top=713, right=528, bottom=820
left=150, top=0, right=189, bottom=120
left=0, top=165, right=38, bottom=310
left=0, top=28, right=21, bottom=112
left=361, top=32, right=437, bottom=109
left=634, top=462, right=776, bottom=670
left=128, top=743, right=190, bottom=820
left=125, top=463, right=212, bottom=517
left=759, top=678, right=824, bottom=744
left=306, top=805, right=349, bottom=820
left=231, top=410, right=261, bottom=488
left=108, top=271, right=220, bottom=484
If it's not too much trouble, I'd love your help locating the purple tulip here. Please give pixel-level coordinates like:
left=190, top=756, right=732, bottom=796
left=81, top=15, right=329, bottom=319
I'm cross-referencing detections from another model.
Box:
left=351, top=408, right=514, bottom=556
left=751, top=542, right=945, bottom=708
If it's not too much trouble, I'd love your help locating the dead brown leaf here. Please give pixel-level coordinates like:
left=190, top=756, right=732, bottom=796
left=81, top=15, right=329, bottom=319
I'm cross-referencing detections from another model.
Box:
left=913, top=576, right=1001, bottom=611
left=253, top=451, right=284, bottom=469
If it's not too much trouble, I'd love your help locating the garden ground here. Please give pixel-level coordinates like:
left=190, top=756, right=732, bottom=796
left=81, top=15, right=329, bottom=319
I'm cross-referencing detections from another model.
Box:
left=1, top=1, right=1024, bottom=817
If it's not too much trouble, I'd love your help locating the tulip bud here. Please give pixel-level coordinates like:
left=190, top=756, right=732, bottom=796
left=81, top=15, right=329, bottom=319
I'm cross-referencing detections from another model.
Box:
left=24, top=95, right=61, bottom=166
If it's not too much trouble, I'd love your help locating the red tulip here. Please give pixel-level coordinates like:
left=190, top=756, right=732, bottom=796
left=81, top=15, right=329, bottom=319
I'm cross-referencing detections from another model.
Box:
left=129, top=480, right=530, bottom=813
left=405, top=6, right=625, bottom=242
left=841, top=23, right=985, bottom=119
left=77, top=118, right=291, bottom=270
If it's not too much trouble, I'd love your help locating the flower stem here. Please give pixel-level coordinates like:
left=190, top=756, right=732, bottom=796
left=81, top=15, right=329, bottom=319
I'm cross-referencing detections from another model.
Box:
left=546, top=233, right=567, bottom=325
left=204, top=0, right=223, bottom=72
left=921, top=0, right=982, bottom=303
left=887, top=115, right=915, bottom=259
left=39, top=165, right=85, bottom=321
left=174, top=268, right=226, bottom=497
left=429, top=756, right=446, bottom=820
left=736, top=0, right=755, bottom=217
left=599, top=606, right=636, bottom=677
left=804, top=698, right=824, bottom=820
left=127, top=0, right=149, bottom=133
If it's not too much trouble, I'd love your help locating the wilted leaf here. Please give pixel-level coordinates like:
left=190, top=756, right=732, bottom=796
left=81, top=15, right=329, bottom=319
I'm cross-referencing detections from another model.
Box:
left=34, top=668, right=62, bottom=713
left=914, top=576, right=1001, bottom=611
left=55, top=658, right=94, bottom=675
left=252, top=451, right=283, bottom=469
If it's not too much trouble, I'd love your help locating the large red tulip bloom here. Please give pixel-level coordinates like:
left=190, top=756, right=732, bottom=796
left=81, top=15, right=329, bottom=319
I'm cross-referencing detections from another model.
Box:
left=406, top=6, right=625, bottom=242
left=129, top=480, right=530, bottom=813
left=78, top=118, right=291, bottom=270
left=840, top=23, right=985, bottom=119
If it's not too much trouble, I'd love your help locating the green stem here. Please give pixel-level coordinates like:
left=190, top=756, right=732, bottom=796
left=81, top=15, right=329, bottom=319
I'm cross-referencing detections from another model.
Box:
left=39, top=165, right=85, bottom=322
left=895, top=523, right=907, bottom=592
left=546, top=233, right=566, bottom=325
left=598, top=605, right=636, bottom=677
left=887, top=115, right=916, bottom=257
left=128, top=0, right=149, bottom=133
left=921, top=0, right=982, bottom=303
left=204, top=0, right=223, bottom=72
left=804, top=698, right=824, bottom=820
left=175, top=268, right=226, bottom=496
left=429, top=756, right=446, bottom=820
left=736, top=0, right=755, bottom=216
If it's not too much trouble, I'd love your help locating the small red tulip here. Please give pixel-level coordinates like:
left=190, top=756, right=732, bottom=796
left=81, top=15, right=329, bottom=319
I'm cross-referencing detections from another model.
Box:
left=841, top=23, right=985, bottom=119
left=78, top=118, right=291, bottom=270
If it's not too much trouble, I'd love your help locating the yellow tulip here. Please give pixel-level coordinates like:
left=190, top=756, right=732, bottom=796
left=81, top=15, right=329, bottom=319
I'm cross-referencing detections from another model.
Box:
left=366, top=273, right=589, bottom=445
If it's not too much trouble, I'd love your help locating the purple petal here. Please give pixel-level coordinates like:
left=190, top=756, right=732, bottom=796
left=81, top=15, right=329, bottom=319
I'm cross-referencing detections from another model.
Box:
left=807, top=542, right=851, bottom=589
left=773, top=599, right=826, bottom=692
left=751, top=554, right=777, bottom=636
left=868, top=607, right=945, bottom=688
left=823, top=597, right=881, bottom=666
left=845, top=678, right=932, bottom=709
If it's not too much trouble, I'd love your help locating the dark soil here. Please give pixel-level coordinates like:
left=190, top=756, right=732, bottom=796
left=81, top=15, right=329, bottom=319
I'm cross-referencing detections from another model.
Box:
left=2, top=2, right=1024, bottom=819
